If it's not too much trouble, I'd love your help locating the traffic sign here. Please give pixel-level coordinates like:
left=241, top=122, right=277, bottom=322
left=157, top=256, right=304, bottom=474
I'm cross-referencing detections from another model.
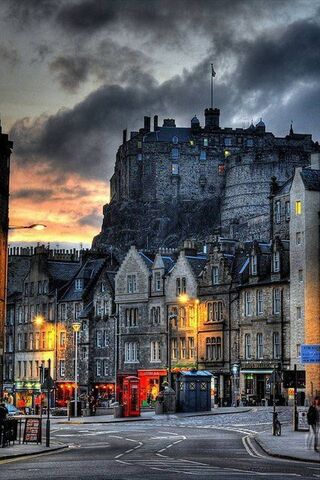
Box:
left=301, top=344, right=320, bottom=364
left=41, top=376, right=55, bottom=391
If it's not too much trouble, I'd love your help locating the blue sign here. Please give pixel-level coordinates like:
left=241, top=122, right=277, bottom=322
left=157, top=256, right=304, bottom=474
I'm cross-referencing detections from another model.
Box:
left=301, top=344, right=320, bottom=364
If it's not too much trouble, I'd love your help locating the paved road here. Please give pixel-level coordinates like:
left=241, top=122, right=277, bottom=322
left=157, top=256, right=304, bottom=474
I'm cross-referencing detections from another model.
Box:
left=1, top=408, right=319, bottom=479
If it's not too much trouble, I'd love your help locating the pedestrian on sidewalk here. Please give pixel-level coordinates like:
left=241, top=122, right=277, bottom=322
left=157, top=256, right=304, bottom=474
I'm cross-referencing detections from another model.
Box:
left=307, top=397, right=319, bottom=451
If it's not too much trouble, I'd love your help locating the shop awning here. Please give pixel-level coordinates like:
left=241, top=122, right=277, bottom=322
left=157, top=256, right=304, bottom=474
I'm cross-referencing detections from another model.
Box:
left=241, top=369, right=274, bottom=374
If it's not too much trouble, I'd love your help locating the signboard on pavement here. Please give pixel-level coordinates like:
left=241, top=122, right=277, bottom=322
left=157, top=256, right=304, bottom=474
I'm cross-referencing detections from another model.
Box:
left=297, top=407, right=309, bottom=431
left=301, top=344, right=320, bottom=364
left=23, top=418, right=41, bottom=444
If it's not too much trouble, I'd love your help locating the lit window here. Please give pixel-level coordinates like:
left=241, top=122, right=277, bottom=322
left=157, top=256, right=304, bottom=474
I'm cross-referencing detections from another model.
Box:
left=203, top=138, right=209, bottom=147
left=179, top=307, right=186, bottom=327
left=189, top=139, right=195, bottom=146
left=224, top=150, right=231, bottom=158
left=171, top=163, right=179, bottom=175
left=295, top=201, right=302, bottom=215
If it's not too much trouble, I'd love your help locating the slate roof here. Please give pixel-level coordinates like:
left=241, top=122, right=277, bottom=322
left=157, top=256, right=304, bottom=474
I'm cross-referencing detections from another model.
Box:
left=160, top=255, right=176, bottom=273
left=185, top=255, right=208, bottom=277
left=300, top=169, right=320, bottom=191
left=139, top=251, right=156, bottom=270
left=47, top=262, right=80, bottom=283
left=275, top=177, right=293, bottom=195
left=60, top=258, right=105, bottom=301
left=7, top=256, right=31, bottom=295
left=144, top=127, right=191, bottom=143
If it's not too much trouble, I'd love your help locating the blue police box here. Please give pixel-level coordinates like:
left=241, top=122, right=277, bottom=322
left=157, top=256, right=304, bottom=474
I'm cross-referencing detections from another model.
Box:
left=176, top=370, right=212, bottom=412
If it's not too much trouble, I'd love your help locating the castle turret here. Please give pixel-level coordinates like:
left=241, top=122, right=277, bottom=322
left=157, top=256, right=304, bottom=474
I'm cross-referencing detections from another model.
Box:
left=204, top=107, right=220, bottom=129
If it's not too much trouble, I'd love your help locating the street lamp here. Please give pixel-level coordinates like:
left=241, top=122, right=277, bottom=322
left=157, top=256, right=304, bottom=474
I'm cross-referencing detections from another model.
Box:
left=72, top=322, right=81, bottom=417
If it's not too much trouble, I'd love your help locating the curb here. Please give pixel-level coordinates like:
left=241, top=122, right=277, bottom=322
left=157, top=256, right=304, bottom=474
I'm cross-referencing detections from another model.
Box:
left=58, top=417, right=153, bottom=425
left=254, top=436, right=320, bottom=464
left=0, top=444, right=68, bottom=462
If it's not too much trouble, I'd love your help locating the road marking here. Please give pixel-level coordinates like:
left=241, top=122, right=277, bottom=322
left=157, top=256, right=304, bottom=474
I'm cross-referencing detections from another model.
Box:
left=109, top=435, right=123, bottom=439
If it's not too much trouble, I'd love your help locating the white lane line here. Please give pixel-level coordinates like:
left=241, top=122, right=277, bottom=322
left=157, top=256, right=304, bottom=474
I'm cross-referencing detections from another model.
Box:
left=125, top=438, right=138, bottom=442
left=115, top=459, right=130, bottom=465
left=159, top=431, right=180, bottom=436
left=109, top=435, right=123, bottom=439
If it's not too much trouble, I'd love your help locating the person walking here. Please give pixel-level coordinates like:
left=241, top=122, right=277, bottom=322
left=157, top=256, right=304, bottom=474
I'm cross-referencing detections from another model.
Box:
left=307, top=398, right=319, bottom=451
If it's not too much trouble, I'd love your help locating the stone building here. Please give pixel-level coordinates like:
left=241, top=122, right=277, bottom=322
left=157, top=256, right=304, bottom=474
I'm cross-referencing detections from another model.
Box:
left=289, top=155, right=320, bottom=399
left=198, top=238, right=244, bottom=405
left=114, top=246, right=173, bottom=403
left=93, top=109, right=316, bottom=254
left=238, top=239, right=290, bottom=405
left=0, top=125, right=12, bottom=395
left=7, top=246, right=80, bottom=410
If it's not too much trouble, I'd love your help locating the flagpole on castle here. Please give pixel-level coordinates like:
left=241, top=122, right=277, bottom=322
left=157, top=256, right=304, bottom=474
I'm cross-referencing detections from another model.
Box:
left=210, top=64, right=216, bottom=109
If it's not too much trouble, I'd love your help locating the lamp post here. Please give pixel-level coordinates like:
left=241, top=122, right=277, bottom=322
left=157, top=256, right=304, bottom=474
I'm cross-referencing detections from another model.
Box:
left=72, top=322, right=81, bottom=417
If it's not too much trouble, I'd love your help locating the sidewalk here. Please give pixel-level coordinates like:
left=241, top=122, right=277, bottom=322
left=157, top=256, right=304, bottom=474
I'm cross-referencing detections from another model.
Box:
left=255, top=424, right=320, bottom=463
left=0, top=442, right=67, bottom=461
left=56, top=406, right=251, bottom=424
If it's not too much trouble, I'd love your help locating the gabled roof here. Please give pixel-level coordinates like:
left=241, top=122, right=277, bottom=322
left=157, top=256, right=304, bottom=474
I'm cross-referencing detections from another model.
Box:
left=47, top=262, right=80, bottom=284
left=300, top=169, right=320, bottom=191
left=185, top=255, right=208, bottom=277
left=60, top=258, right=105, bottom=302
left=7, top=256, right=31, bottom=295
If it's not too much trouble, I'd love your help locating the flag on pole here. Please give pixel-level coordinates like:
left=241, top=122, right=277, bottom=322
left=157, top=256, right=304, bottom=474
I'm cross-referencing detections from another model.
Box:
left=211, top=64, right=216, bottom=77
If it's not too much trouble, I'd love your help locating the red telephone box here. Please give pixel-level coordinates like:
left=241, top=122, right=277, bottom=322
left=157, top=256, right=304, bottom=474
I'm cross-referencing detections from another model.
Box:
left=122, top=376, right=140, bottom=417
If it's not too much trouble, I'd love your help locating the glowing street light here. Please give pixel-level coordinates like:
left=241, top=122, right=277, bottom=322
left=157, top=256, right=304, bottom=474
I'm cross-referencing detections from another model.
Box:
left=34, top=315, right=44, bottom=327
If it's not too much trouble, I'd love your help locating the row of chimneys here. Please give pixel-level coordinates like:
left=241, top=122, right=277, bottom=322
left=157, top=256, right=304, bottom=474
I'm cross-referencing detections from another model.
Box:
left=122, top=108, right=221, bottom=144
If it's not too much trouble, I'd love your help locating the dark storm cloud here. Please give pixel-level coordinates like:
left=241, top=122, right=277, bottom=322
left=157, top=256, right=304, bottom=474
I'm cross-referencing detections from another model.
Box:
left=78, top=211, right=102, bottom=228
left=49, top=40, right=151, bottom=92
left=238, top=18, right=320, bottom=94
left=12, top=188, right=54, bottom=200
left=0, top=45, right=19, bottom=67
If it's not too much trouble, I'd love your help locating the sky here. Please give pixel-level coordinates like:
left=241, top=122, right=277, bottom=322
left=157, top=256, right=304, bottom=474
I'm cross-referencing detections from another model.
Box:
left=2, top=0, right=320, bottom=248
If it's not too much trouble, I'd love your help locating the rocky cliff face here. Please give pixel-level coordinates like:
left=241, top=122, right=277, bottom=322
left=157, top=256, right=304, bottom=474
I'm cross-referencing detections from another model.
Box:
left=92, top=197, right=221, bottom=257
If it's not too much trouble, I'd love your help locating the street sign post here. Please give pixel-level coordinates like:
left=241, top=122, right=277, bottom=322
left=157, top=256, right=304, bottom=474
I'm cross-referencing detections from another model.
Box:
left=301, top=344, right=320, bottom=364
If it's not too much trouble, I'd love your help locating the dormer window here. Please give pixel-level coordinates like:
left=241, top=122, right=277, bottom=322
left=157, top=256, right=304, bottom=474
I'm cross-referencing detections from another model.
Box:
left=75, top=279, right=83, bottom=291
left=251, top=255, right=257, bottom=275
left=212, top=266, right=219, bottom=285
left=273, top=251, right=280, bottom=272
left=154, top=271, right=161, bottom=292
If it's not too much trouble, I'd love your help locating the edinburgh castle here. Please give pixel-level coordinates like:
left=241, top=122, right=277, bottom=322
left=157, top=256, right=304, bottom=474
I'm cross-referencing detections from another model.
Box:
left=93, top=106, right=316, bottom=256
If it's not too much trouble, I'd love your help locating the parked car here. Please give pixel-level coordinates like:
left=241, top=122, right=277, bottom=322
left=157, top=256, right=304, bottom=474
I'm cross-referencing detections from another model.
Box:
left=5, top=403, right=23, bottom=416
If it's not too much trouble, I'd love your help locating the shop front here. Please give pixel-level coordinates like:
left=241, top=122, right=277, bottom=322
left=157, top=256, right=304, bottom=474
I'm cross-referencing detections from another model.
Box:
left=55, top=383, right=75, bottom=407
left=14, top=380, right=41, bottom=413
left=240, top=368, right=274, bottom=405
left=91, top=383, right=115, bottom=406
left=137, top=369, right=168, bottom=406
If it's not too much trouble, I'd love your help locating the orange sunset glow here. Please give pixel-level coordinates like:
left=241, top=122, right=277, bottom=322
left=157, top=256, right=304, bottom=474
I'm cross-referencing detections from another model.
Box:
left=9, top=160, right=109, bottom=246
